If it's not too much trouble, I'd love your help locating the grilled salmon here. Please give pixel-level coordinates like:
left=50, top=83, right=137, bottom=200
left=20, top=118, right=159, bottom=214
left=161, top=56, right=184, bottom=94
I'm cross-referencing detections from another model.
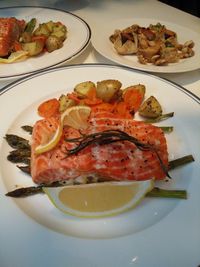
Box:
left=31, top=112, right=168, bottom=184
left=0, top=17, right=25, bottom=57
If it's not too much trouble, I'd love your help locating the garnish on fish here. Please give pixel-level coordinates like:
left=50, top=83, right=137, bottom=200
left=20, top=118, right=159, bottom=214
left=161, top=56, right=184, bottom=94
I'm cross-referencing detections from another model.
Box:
left=64, top=129, right=170, bottom=178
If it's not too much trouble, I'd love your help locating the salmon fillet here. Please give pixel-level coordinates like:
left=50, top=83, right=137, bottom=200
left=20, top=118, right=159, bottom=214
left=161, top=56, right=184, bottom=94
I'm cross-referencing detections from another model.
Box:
left=0, top=17, right=25, bottom=57
left=31, top=112, right=169, bottom=184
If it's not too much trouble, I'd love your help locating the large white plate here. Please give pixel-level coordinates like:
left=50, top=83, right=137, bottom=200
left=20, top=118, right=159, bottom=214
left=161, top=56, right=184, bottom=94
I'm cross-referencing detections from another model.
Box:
left=92, top=18, right=200, bottom=73
left=0, top=64, right=200, bottom=267
left=0, top=6, right=91, bottom=80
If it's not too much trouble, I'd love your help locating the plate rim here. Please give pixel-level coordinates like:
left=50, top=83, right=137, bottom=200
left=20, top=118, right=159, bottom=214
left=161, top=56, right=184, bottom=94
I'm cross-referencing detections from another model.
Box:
left=1, top=63, right=200, bottom=104
left=0, top=6, right=91, bottom=80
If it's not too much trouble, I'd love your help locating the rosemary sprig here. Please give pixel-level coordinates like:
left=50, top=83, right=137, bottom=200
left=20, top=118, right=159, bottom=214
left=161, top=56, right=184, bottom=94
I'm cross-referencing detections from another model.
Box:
left=65, top=129, right=170, bottom=178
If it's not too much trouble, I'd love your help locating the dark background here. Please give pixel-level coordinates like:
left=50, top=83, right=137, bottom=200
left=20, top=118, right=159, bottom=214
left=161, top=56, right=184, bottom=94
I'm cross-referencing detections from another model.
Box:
left=159, top=0, right=200, bottom=17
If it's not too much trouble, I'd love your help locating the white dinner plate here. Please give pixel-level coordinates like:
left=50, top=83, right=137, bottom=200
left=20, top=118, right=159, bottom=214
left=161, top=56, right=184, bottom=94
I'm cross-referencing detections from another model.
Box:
left=92, top=18, right=200, bottom=73
left=0, top=6, right=91, bottom=80
left=0, top=64, right=200, bottom=267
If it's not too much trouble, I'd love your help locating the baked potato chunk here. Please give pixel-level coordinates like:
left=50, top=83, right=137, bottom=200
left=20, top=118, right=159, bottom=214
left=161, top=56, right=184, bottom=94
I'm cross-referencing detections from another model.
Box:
left=59, top=95, right=76, bottom=113
left=52, top=24, right=67, bottom=41
left=45, top=35, right=63, bottom=52
left=33, top=23, right=50, bottom=36
left=21, top=41, right=44, bottom=56
left=139, top=95, right=162, bottom=118
left=74, top=81, right=96, bottom=98
left=96, top=79, right=122, bottom=102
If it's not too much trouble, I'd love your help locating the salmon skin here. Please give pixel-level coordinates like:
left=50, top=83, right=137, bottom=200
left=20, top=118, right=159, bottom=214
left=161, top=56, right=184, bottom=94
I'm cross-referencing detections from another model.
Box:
left=31, top=112, right=169, bottom=185
left=0, top=17, right=25, bottom=57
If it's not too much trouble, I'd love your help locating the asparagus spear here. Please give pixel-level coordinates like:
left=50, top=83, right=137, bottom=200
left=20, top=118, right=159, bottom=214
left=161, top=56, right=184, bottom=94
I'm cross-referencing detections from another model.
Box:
left=159, top=126, right=173, bottom=133
left=7, top=149, right=30, bottom=164
left=5, top=186, right=43, bottom=197
left=5, top=183, right=188, bottom=199
left=24, top=18, right=36, bottom=33
left=5, top=181, right=65, bottom=197
left=21, top=125, right=33, bottom=134
left=17, top=165, right=31, bottom=175
left=144, top=112, right=174, bottom=123
left=4, top=134, right=30, bottom=150
left=169, top=155, right=194, bottom=170
left=146, top=187, right=187, bottom=199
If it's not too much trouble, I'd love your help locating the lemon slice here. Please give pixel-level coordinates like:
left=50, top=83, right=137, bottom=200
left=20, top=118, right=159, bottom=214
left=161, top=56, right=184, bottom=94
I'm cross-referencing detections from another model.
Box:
left=61, top=105, right=91, bottom=130
left=35, top=106, right=91, bottom=155
left=35, top=124, right=63, bottom=155
left=0, top=51, right=29, bottom=63
left=43, top=180, right=154, bottom=218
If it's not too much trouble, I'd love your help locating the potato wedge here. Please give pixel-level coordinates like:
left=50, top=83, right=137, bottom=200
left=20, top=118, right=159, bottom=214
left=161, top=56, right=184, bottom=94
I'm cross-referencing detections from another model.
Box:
left=45, top=36, right=63, bottom=53
left=52, top=24, right=67, bottom=41
left=59, top=95, right=76, bottom=113
left=139, top=95, right=162, bottom=118
left=33, top=23, right=51, bottom=36
left=22, top=41, right=44, bottom=56
left=45, top=21, right=55, bottom=32
left=74, top=81, right=96, bottom=98
left=96, top=79, right=122, bottom=102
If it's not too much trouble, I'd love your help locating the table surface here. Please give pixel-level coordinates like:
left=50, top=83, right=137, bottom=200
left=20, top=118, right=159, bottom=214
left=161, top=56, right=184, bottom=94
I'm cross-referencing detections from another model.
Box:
left=0, top=0, right=200, bottom=98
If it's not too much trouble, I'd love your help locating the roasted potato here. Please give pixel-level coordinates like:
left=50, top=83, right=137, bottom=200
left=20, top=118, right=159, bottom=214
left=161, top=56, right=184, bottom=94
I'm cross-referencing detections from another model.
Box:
left=74, top=81, right=96, bottom=98
left=21, top=41, right=44, bottom=56
left=33, top=23, right=50, bottom=36
left=45, top=21, right=55, bottom=32
left=139, top=95, right=162, bottom=118
left=59, top=95, right=76, bottom=113
left=45, top=35, right=63, bottom=52
left=52, top=24, right=67, bottom=41
left=96, top=79, right=122, bottom=102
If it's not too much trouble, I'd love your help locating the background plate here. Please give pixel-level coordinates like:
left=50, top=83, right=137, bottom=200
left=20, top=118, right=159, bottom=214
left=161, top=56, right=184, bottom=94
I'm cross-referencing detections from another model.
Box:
left=0, top=6, right=91, bottom=80
left=92, top=18, right=200, bottom=73
left=0, top=64, right=200, bottom=267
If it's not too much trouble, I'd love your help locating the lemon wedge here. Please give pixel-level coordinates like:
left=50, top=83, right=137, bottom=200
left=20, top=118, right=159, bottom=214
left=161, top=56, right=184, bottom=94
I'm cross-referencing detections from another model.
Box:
left=43, top=180, right=154, bottom=218
left=0, top=51, right=29, bottom=63
left=35, top=106, right=91, bottom=155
